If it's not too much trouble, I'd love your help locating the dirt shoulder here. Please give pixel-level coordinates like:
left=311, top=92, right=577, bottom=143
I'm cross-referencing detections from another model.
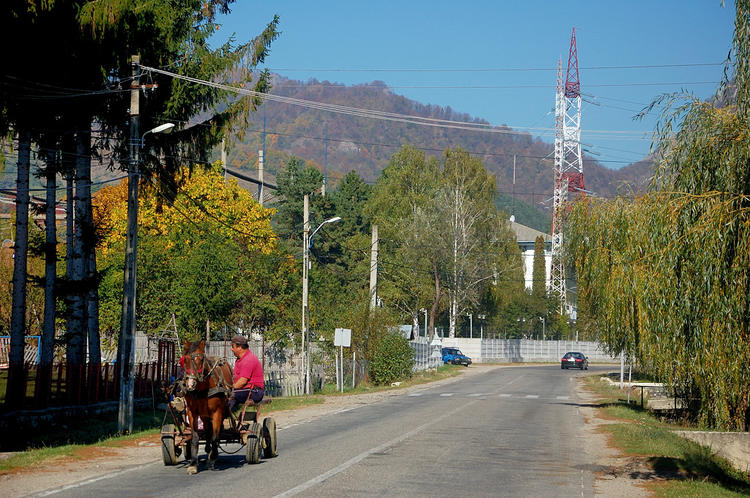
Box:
left=576, top=376, right=651, bottom=497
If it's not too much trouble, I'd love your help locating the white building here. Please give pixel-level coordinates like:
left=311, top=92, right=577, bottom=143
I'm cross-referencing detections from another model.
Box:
left=508, top=220, right=551, bottom=292
left=508, top=220, right=577, bottom=320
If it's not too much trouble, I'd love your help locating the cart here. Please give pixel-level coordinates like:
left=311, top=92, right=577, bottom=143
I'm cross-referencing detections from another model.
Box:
left=160, top=387, right=277, bottom=466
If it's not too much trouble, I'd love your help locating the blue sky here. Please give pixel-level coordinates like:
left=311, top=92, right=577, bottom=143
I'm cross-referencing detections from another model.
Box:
left=214, top=1, right=736, bottom=169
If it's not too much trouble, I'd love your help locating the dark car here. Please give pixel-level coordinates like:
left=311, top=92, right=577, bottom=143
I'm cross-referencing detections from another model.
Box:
left=442, top=347, right=472, bottom=366
left=561, top=352, right=588, bottom=370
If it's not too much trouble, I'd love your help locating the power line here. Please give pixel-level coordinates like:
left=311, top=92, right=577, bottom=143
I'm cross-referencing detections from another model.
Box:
left=267, top=62, right=724, bottom=73
left=272, top=81, right=720, bottom=90
left=140, top=65, right=657, bottom=139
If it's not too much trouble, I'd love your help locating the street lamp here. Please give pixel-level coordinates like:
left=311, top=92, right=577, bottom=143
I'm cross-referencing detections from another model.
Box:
left=302, top=213, right=341, bottom=395
left=539, top=316, right=546, bottom=341
left=141, top=122, right=174, bottom=146
left=419, top=308, right=427, bottom=337
left=118, top=122, right=174, bottom=434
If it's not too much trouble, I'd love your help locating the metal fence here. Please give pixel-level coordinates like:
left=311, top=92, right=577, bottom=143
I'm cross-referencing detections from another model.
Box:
left=439, top=338, right=620, bottom=363
left=410, top=337, right=444, bottom=372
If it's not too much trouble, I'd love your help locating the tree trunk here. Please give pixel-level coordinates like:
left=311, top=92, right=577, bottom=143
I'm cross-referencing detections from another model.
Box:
left=35, top=144, right=58, bottom=407
left=76, top=127, right=100, bottom=365
left=429, top=264, right=441, bottom=338
left=6, top=129, right=31, bottom=409
left=64, top=134, right=75, bottom=354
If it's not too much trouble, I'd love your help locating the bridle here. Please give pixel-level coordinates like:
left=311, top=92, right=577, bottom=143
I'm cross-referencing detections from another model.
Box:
left=183, top=351, right=223, bottom=390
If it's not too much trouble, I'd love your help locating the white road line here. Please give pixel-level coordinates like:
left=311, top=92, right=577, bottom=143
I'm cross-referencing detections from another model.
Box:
left=30, top=460, right=160, bottom=497
left=439, top=393, right=455, bottom=397
left=274, top=399, right=480, bottom=497
left=468, top=393, right=487, bottom=397
left=274, top=374, right=525, bottom=498
left=408, top=393, right=424, bottom=397
left=499, top=394, right=512, bottom=398
left=525, top=395, right=539, bottom=399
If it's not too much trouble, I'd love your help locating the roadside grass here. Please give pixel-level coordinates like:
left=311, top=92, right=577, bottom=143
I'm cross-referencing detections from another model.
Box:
left=319, top=363, right=462, bottom=395
left=0, top=365, right=458, bottom=474
left=584, top=376, right=750, bottom=497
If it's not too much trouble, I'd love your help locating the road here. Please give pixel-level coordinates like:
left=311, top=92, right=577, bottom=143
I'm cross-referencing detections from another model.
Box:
left=36, top=365, right=608, bottom=497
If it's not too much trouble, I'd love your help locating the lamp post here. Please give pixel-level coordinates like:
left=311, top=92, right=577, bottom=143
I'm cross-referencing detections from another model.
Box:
left=117, top=119, right=174, bottom=434
left=539, top=316, right=546, bottom=341
left=478, top=314, right=486, bottom=340
left=302, top=204, right=341, bottom=395
left=420, top=308, right=427, bottom=337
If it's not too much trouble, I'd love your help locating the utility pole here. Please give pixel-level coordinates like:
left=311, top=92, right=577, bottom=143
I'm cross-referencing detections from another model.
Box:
left=118, top=54, right=140, bottom=434
left=302, top=195, right=310, bottom=394
left=369, top=224, right=378, bottom=309
left=258, top=149, right=264, bottom=206
left=322, top=123, right=328, bottom=196
left=221, top=137, right=227, bottom=183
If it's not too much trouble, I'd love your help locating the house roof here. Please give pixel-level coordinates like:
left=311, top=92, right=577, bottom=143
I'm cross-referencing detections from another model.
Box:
left=509, top=221, right=550, bottom=244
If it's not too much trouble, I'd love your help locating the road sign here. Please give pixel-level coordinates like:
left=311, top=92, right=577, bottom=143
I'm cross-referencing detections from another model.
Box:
left=334, top=328, right=351, bottom=347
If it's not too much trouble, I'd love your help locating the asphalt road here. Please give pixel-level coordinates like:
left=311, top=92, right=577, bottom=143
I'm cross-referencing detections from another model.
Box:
left=38, top=365, right=608, bottom=497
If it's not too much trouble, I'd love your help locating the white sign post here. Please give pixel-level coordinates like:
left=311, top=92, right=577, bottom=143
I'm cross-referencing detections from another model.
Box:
left=334, top=328, right=352, bottom=393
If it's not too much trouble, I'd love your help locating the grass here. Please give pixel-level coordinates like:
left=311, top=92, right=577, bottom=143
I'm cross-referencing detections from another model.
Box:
left=584, top=376, right=750, bottom=497
left=0, top=365, right=459, bottom=474
left=318, top=363, right=463, bottom=396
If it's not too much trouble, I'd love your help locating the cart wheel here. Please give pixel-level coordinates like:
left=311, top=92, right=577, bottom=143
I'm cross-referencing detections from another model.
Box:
left=262, top=417, right=278, bottom=458
left=246, top=422, right=263, bottom=464
left=161, top=424, right=178, bottom=466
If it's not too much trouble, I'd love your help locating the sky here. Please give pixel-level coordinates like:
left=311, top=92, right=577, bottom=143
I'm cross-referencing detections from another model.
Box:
left=213, top=0, right=736, bottom=170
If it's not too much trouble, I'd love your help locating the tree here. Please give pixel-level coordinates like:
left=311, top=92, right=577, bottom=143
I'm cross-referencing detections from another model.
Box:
left=566, top=1, right=750, bottom=430
left=532, top=236, right=546, bottom=300
left=366, top=145, right=442, bottom=334
left=440, top=148, right=507, bottom=338
left=1, top=0, right=280, bottom=406
left=95, top=164, right=280, bottom=342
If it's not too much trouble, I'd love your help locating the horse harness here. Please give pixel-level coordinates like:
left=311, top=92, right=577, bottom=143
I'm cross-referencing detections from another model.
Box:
left=184, top=353, right=232, bottom=398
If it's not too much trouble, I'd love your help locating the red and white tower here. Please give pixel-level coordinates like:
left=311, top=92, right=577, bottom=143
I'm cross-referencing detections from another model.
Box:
left=551, top=28, right=584, bottom=315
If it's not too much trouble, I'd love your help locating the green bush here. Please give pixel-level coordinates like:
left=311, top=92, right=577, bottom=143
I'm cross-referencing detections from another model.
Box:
left=369, top=332, right=415, bottom=385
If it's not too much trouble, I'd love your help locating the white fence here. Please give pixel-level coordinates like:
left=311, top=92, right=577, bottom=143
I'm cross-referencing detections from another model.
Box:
left=440, top=338, right=620, bottom=363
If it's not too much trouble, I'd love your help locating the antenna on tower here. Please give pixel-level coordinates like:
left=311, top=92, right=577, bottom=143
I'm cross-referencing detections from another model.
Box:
left=551, top=28, right=584, bottom=317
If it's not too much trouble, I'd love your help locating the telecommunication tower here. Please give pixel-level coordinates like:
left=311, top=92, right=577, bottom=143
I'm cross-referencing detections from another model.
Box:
left=551, top=28, right=584, bottom=315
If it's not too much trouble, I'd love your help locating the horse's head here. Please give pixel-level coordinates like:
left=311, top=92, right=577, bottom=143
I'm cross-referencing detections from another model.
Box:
left=182, top=339, right=207, bottom=391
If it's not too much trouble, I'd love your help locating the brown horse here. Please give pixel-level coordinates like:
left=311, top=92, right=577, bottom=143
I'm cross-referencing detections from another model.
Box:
left=181, top=339, right=233, bottom=474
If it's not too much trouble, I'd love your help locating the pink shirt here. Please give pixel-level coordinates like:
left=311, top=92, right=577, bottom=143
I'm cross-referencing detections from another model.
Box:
left=234, top=349, right=264, bottom=389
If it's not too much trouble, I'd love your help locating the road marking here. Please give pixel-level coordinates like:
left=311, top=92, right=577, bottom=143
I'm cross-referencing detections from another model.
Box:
left=31, top=460, right=160, bottom=497
left=274, top=399, right=480, bottom=497
left=274, top=374, right=524, bottom=498
left=525, top=395, right=539, bottom=399
left=407, top=393, right=424, bottom=397
left=468, top=393, right=488, bottom=397
left=439, top=393, right=455, bottom=397
left=498, top=394, right=512, bottom=398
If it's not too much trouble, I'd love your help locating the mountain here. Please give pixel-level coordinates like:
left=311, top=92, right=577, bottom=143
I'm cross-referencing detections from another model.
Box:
left=223, top=75, right=655, bottom=232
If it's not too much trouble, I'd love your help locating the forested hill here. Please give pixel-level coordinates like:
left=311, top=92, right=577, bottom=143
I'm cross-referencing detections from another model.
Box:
left=224, top=75, right=654, bottom=231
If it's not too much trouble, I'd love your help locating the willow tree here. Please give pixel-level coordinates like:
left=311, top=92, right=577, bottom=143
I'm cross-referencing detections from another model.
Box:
left=567, top=2, right=750, bottom=430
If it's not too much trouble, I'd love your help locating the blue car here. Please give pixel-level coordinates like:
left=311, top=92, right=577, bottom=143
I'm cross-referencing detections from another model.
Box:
left=442, top=347, right=472, bottom=366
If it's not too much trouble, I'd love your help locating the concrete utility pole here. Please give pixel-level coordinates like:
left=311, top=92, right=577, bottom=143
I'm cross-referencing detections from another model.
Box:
left=258, top=149, right=264, bottom=206
left=302, top=195, right=310, bottom=394
left=118, top=55, right=140, bottom=434
left=369, top=224, right=378, bottom=309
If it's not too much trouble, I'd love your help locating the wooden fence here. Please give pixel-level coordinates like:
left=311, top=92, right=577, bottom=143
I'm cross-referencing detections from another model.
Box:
left=0, top=361, right=174, bottom=413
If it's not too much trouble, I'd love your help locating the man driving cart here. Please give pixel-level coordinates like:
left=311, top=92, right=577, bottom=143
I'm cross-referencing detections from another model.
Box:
left=229, top=335, right=265, bottom=413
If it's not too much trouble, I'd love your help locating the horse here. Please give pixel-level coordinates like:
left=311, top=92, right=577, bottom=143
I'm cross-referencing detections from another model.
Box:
left=181, top=339, right=233, bottom=474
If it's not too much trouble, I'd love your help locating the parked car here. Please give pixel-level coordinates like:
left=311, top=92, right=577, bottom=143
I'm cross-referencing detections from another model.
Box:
left=561, top=352, right=588, bottom=370
left=442, top=347, right=472, bottom=366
